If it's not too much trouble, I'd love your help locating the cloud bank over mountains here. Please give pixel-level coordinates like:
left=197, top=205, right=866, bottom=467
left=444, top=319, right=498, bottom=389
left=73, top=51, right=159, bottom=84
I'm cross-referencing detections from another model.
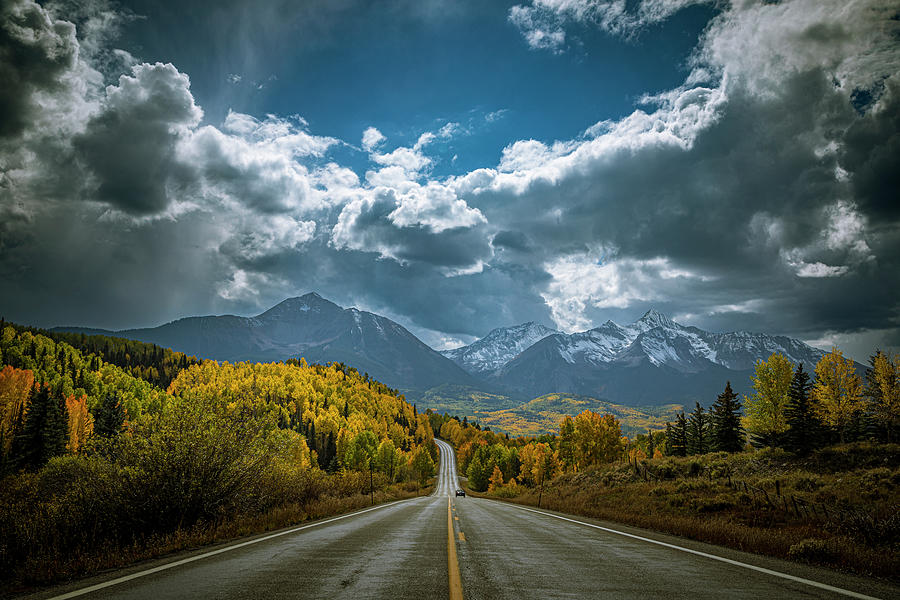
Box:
left=0, top=0, right=897, bottom=360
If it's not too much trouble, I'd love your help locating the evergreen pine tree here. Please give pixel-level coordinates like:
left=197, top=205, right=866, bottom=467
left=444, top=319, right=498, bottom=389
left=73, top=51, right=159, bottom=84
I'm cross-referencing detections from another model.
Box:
left=667, top=413, right=688, bottom=456
left=306, top=420, right=316, bottom=456
left=43, top=385, right=68, bottom=461
left=784, top=364, right=819, bottom=454
left=710, top=382, right=744, bottom=452
left=94, top=392, right=126, bottom=438
left=12, top=382, right=67, bottom=470
left=686, top=402, right=708, bottom=455
left=12, top=382, right=46, bottom=469
left=323, top=432, right=337, bottom=471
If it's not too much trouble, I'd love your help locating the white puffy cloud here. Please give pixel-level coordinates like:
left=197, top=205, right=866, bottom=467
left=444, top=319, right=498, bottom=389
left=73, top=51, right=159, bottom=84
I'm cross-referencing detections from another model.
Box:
left=222, top=111, right=336, bottom=157
left=361, top=126, right=386, bottom=151
left=509, top=0, right=711, bottom=48
left=386, top=182, right=485, bottom=233
left=825, top=199, right=870, bottom=257
left=74, top=62, right=203, bottom=214
left=217, top=268, right=284, bottom=303
left=508, top=5, right=566, bottom=51
left=372, top=145, right=432, bottom=172
left=540, top=249, right=707, bottom=332
left=780, top=200, right=873, bottom=278
left=219, top=214, right=316, bottom=262
left=696, top=0, right=899, bottom=98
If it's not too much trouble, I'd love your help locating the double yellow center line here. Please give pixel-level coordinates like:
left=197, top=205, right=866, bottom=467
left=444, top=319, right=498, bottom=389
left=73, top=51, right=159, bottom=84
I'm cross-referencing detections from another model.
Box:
left=447, top=497, right=463, bottom=600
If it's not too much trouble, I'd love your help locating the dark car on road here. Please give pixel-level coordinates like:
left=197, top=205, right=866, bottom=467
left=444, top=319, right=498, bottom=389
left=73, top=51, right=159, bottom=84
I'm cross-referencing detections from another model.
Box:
left=455, top=489, right=466, bottom=497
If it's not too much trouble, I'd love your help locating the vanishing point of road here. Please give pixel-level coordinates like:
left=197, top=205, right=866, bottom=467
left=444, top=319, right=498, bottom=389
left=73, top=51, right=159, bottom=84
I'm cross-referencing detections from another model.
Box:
left=24, top=439, right=899, bottom=599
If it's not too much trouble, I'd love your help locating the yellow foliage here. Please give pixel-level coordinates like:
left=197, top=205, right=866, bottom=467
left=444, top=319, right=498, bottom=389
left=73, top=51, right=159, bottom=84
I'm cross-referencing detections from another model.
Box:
left=867, top=351, right=900, bottom=437
left=744, top=352, right=793, bottom=438
left=566, top=410, right=624, bottom=470
left=167, top=360, right=431, bottom=473
left=0, top=365, right=33, bottom=454
left=812, top=347, right=864, bottom=441
left=488, top=465, right=505, bottom=492
left=65, top=394, right=93, bottom=453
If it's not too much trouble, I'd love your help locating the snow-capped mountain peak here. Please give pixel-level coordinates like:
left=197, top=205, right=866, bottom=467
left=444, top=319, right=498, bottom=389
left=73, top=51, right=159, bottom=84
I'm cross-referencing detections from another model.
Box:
left=634, top=308, right=678, bottom=332
left=441, top=321, right=557, bottom=375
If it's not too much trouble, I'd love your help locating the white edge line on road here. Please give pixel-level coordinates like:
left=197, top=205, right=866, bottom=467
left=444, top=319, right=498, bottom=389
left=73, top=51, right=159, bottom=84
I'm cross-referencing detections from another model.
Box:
left=44, top=499, right=412, bottom=600
left=509, top=504, right=881, bottom=600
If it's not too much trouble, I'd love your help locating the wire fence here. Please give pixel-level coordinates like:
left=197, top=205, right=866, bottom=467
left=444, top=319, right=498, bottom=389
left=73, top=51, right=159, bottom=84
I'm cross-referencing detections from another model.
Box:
left=624, top=455, right=846, bottom=523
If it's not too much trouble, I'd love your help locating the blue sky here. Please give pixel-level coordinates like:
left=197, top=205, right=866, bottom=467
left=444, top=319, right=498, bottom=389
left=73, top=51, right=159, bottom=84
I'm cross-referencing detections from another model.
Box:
left=121, top=0, right=714, bottom=175
left=0, top=0, right=898, bottom=361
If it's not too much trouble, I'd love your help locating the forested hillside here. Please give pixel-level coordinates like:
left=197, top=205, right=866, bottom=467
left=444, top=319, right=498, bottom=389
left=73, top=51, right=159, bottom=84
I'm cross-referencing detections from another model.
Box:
left=5, top=320, right=200, bottom=389
left=0, top=324, right=436, bottom=586
left=167, top=360, right=434, bottom=473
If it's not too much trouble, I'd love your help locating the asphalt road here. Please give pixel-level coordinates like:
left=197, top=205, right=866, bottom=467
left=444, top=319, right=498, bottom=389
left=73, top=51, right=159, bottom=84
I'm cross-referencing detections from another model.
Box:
left=26, top=439, right=898, bottom=600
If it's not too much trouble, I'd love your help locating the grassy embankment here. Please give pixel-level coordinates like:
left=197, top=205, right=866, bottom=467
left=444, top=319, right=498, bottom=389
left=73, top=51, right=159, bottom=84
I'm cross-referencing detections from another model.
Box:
left=467, top=443, right=899, bottom=581
left=1, top=471, right=434, bottom=595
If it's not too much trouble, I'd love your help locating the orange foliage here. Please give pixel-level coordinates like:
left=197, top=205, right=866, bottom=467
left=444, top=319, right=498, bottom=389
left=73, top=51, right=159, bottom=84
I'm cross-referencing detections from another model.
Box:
left=488, top=465, right=505, bottom=492
left=65, top=394, right=94, bottom=453
left=628, top=448, right=647, bottom=462
left=0, top=366, right=33, bottom=454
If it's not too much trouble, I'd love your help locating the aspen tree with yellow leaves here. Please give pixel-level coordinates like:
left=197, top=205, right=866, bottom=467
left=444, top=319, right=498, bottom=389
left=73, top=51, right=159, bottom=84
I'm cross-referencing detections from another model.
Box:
left=811, top=347, right=864, bottom=443
left=744, top=353, right=793, bottom=447
left=865, top=350, right=900, bottom=442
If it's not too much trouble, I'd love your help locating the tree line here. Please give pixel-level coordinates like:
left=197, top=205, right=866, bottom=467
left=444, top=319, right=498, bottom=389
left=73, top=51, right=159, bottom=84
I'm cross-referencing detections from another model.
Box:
left=663, top=347, right=899, bottom=457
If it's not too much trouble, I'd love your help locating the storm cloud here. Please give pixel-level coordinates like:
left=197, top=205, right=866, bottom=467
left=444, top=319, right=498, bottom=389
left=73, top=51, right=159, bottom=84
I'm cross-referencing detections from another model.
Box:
left=0, top=0, right=897, bottom=361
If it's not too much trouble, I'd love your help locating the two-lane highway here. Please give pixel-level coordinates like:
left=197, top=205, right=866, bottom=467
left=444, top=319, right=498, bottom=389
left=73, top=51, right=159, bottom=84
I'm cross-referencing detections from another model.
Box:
left=27, top=439, right=898, bottom=599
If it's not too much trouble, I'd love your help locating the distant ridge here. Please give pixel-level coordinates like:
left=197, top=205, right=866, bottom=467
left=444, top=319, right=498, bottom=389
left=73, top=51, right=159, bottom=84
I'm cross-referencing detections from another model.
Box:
left=55, top=293, right=478, bottom=393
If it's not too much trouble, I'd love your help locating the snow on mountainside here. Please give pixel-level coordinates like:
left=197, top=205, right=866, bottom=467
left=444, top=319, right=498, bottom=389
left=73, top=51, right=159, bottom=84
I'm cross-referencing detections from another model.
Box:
left=441, top=322, right=557, bottom=374
left=445, top=309, right=831, bottom=405
left=485, top=309, right=825, bottom=374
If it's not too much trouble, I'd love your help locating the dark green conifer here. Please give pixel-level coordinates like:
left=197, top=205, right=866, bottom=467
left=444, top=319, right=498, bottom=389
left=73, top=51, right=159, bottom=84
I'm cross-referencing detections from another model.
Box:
left=667, top=413, right=688, bottom=456
left=710, top=381, right=744, bottom=452
left=784, top=364, right=819, bottom=454
left=12, top=382, right=67, bottom=470
left=94, top=392, right=126, bottom=438
left=687, top=402, right=708, bottom=455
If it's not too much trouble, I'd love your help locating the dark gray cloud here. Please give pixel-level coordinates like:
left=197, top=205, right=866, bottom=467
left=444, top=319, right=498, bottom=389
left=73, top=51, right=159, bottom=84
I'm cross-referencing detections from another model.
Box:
left=0, top=0, right=898, bottom=362
left=73, top=62, right=201, bottom=214
left=841, top=79, right=900, bottom=221
left=0, top=0, right=78, bottom=139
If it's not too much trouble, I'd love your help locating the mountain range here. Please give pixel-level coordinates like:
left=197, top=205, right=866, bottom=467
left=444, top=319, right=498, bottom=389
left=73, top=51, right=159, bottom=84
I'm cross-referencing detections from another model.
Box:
left=460, top=309, right=827, bottom=405
left=56, top=293, right=834, bottom=406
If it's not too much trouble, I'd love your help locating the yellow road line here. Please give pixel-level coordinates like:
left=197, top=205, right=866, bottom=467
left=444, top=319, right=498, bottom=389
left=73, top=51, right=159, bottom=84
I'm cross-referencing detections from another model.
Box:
left=447, top=497, right=463, bottom=600
left=458, top=531, right=466, bottom=542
